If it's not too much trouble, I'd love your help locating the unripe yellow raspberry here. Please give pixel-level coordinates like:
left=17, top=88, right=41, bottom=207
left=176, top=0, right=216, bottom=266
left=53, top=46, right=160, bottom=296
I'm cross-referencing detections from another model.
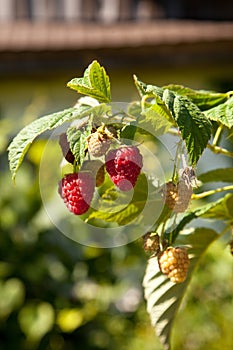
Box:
left=163, top=180, right=192, bottom=213
left=163, top=181, right=178, bottom=210
left=87, top=125, right=117, bottom=157
left=158, top=246, right=190, bottom=283
left=143, top=233, right=160, bottom=254
left=174, top=180, right=193, bottom=213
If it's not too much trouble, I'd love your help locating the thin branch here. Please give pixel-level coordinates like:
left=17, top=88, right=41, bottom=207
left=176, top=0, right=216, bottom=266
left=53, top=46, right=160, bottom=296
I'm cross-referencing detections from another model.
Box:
left=207, top=143, right=233, bottom=158
left=212, top=124, right=223, bottom=146
left=192, top=185, right=233, bottom=200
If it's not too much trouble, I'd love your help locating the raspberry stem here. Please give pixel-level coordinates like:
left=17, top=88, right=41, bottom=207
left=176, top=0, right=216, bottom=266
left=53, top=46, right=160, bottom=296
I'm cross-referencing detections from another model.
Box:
left=212, top=124, right=223, bottom=146
left=207, top=143, right=233, bottom=158
left=192, top=185, right=233, bottom=199
left=73, top=159, right=78, bottom=173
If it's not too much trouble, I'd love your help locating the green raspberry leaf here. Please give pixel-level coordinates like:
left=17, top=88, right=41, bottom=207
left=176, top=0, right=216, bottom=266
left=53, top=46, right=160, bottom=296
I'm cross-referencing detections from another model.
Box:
left=198, top=168, right=233, bottom=183
left=88, top=174, right=163, bottom=226
left=8, top=104, right=103, bottom=181
left=134, top=76, right=212, bottom=165
left=133, top=75, right=163, bottom=97
left=66, top=117, right=92, bottom=167
left=139, top=97, right=175, bottom=135
left=204, top=96, right=233, bottom=128
left=199, top=193, right=233, bottom=221
left=164, top=84, right=229, bottom=110
left=171, top=92, right=212, bottom=165
left=143, top=227, right=218, bottom=350
left=67, top=60, right=111, bottom=103
left=88, top=174, right=149, bottom=225
left=66, top=128, right=83, bottom=166
left=165, top=193, right=233, bottom=244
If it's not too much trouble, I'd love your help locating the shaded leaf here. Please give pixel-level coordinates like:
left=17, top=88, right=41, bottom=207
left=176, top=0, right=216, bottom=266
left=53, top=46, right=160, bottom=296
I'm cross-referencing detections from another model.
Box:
left=143, top=227, right=218, bottom=350
left=204, top=97, right=233, bottom=128
left=198, top=168, right=233, bottom=183
left=164, top=84, right=229, bottom=110
left=127, top=101, right=142, bottom=119
left=200, top=193, right=233, bottom=221
left=67, top=61, right=111, bottom=103
left=120, top=124, right=138, bottom=141
left=165, top=194, right=233, bottom=244
left=88, top=174, right=149, bottom=225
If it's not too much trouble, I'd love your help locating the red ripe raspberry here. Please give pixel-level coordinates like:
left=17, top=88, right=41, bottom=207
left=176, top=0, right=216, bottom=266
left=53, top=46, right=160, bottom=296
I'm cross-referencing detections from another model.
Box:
left=105, top=146, right=143, bottom=191
left=58, top=172, right=95, bottom=215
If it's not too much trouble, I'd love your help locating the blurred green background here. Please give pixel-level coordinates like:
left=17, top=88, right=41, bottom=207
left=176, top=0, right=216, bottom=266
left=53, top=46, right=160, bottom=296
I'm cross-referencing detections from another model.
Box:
left=1, top=1, right=233, bottom=349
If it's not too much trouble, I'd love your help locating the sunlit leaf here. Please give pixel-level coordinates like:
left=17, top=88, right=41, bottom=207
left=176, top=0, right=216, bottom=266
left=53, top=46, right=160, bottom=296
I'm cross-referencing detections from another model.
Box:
left=164, top=84, right=228, bottom=110
left=143, top=227, right=218, bottom=350
left=133, top=75, right=163, bottom=97
left=8, top=104, right=105, bottom=181
left=133, top=77, right=212, bottom=164
left=139, top=98, right=174, bottom=135
left=67, top=60, right=111, bottom=103
left=204, top=97, right=233, bottom=128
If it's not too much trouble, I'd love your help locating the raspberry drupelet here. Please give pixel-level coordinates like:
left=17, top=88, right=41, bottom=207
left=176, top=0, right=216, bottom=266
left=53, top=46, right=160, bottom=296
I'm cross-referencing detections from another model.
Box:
left=58, top=172, right=95, bottom=215
left=105, top=146, right=143, bottom=191
left=158, top=246, right=190, bottom=283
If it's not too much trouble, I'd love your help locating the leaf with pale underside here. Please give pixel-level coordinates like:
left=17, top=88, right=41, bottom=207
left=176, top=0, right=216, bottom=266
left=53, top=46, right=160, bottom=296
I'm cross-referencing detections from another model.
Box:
left=143, top=227, right=218, bottom=350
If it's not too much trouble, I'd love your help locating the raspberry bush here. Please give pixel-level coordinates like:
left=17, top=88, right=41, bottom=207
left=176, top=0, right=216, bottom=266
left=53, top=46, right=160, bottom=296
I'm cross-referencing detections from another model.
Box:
left=8, top=60, right=233, bottom=350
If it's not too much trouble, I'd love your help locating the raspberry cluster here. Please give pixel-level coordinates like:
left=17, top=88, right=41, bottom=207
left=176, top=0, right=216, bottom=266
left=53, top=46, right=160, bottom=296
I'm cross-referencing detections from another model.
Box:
left=58, top=172, right=95, bottom=215
left=105, top=146, right=143, bottom=191
left=58, top=126, right=143, bottom=214
left=158, top=246, right=190, bottom=283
